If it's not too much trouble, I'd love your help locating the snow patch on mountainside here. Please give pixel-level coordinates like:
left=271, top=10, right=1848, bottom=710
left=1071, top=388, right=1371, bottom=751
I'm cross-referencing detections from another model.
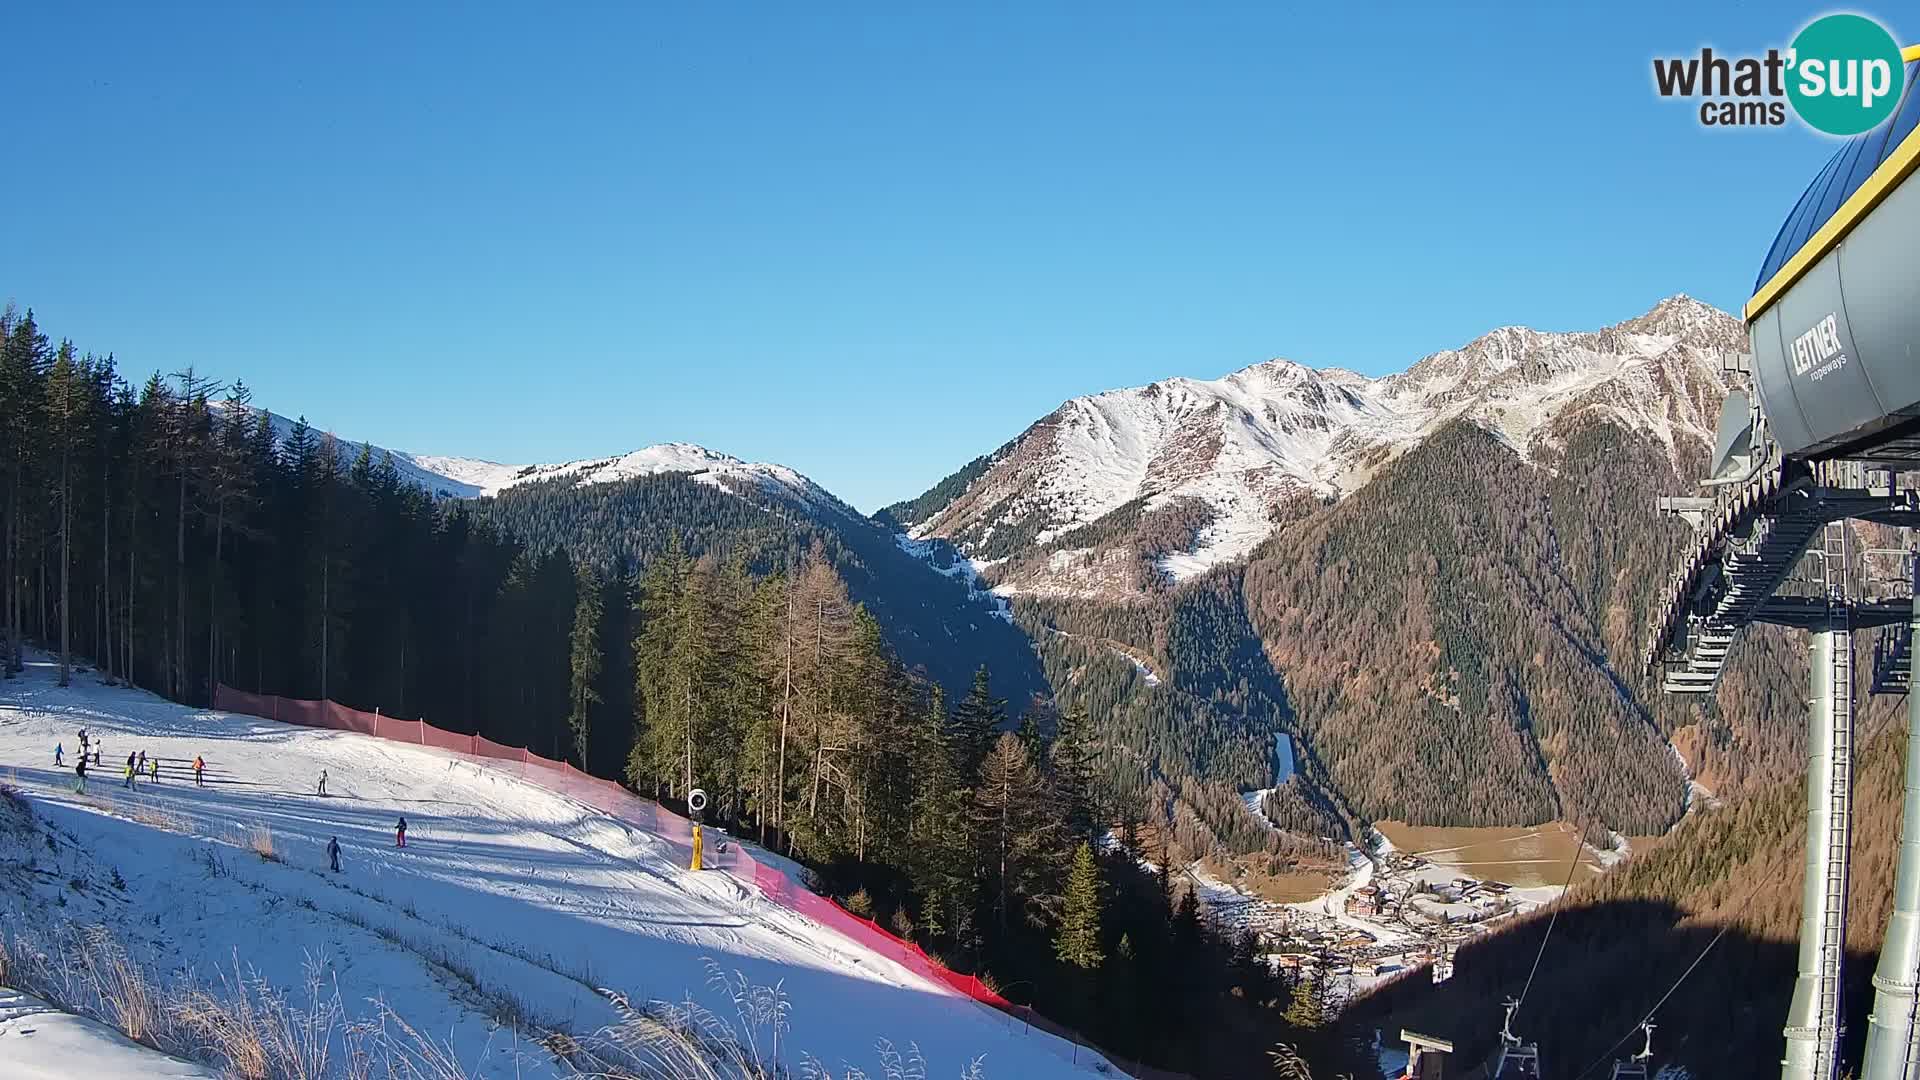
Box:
left=906, top=296, right=1741, bottom=595
left=895, top=536, right=1013, bottom=623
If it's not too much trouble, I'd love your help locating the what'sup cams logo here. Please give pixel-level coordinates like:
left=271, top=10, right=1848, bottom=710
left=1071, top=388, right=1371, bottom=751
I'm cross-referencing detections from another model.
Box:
left=1654, top=13, right=1910, bottom=134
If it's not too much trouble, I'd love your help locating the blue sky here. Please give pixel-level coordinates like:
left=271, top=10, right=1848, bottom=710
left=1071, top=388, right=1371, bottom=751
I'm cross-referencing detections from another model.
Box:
left=0, top=3, right=1885, bottom=511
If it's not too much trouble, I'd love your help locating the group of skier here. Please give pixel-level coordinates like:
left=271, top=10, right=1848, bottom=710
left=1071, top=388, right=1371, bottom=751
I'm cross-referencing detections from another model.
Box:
left=52, top=730, right=414, bottom=873
left=62, top=730, right=208, bottom=793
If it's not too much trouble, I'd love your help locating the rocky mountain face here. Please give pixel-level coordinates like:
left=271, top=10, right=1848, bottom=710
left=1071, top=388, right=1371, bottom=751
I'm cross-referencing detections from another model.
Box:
left=902, top=297, right=1819, bottom=847
left=892, top=295, right=1743, bottom=600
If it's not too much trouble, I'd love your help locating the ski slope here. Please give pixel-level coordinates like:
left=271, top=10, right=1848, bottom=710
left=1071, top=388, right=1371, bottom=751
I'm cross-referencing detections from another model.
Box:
left=0, top=657, right=1113, bottom=1078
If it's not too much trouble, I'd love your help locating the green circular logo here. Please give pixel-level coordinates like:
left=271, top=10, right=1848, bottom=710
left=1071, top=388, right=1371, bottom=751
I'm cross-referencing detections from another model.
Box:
left=1787, top=14, right=1906, bottom=135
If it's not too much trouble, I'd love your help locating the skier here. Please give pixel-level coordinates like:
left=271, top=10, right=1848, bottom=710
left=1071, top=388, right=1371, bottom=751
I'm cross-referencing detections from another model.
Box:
left=316, top=769, right=327, bottom=797
left=74, top=757, right=87, bottom=794
left=327, top=836, right=341, bottom=873
left=148, top=757, right=160, bottom=783
left=137, top=750, right=147, bottom=774
left=91, top=742, right=101, bottom=765
left=122, top=761, right=134, bottom=790
left=395, top=816, right=407, bottom=849
left=193, top=755, right=205, bottom=787
left=54, top=744, right=62, bottom=767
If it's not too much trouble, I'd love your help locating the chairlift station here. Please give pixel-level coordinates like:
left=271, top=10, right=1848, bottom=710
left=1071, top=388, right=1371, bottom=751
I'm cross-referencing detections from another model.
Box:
left=1645, top=47, right=1920, bottom=1080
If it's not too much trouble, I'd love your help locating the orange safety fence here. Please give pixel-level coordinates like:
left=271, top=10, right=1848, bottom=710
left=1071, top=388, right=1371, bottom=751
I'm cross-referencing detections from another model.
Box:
left=211, top=685, right=1168, bottom=1077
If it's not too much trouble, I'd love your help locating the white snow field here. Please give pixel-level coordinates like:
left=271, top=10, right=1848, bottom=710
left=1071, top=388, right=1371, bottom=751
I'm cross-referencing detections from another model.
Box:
left=0, top=986, right=220, bottom=1079
left=0, top=656, right=1114, bottom=1078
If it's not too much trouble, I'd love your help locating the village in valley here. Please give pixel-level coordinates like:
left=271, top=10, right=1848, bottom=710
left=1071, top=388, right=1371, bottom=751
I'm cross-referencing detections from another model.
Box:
left=1179, top=821, right=1620, bottom=1004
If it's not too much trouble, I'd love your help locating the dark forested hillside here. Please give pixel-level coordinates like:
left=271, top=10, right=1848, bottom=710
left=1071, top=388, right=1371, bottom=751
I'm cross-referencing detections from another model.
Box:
left=1238, top=412, right=1824, bottom=838
left=1014, top=566, right=1349, bottom=867
left=1242, top=419, right=1686, bottom=835
left=472, top=471, right=1048, bottom=706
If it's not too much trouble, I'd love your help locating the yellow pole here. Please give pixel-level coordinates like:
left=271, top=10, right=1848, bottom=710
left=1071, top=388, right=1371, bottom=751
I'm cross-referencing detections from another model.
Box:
left=691, top=824, right=703, bottom=871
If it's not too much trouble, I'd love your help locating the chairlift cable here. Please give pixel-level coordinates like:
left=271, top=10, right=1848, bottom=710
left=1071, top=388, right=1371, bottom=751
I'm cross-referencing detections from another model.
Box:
left=1516, top=818, right=1586, bottom=1007
left=1568, top=920, right=1733, bottom=1080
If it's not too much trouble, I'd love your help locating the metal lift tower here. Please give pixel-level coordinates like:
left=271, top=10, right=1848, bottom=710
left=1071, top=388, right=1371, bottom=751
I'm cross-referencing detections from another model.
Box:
left=1646, top=48, right=1920, bottom=1080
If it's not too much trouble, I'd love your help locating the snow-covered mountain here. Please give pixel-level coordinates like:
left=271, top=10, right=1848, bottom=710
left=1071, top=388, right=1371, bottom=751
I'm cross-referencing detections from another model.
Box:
left=894, top=295, right=1742, bottom=596
left=405, top=443, right=855, bottom=516
left=218, top=406, right=853, bottom=516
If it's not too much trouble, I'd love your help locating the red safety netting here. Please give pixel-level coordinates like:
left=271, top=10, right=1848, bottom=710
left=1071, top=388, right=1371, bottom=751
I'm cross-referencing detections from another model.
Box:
left=210, top=685, right=1158, bottom=1077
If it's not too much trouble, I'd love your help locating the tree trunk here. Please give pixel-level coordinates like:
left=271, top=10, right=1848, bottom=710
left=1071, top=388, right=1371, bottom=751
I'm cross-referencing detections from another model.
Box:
left=101, top=455, right=110, bottom=683
left=56, top=433, right=69, bottom=687
left=175, top=463, right=186, bottom=701
left=3, top=475, right=13, bottom=678
left=127, top=505, right=137, bottom=690
left=207, top=501, right=223, bottom=702
left=320, top=552, right=329, bottom=702
left=776, top=592, right=794, bottom=850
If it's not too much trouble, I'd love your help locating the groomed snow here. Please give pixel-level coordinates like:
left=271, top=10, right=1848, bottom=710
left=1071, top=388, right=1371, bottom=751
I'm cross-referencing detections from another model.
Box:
left=0, top=657, right=1112, bottom=1078
left=0, top=987, right=221, bottom=1080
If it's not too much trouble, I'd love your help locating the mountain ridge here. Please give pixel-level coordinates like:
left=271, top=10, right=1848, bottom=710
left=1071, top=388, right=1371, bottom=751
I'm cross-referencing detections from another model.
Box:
left=893, top=294, right=1741, bottom=599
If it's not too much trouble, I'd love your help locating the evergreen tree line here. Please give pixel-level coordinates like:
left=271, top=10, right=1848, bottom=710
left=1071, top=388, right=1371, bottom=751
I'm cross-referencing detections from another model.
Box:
left=0, top=306, right=631, bottom=757
left=0, top=305, right=1341, bottom=1077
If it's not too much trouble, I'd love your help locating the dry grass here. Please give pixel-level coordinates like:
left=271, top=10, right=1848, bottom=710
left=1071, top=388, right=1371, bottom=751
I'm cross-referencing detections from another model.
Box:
left=127, top=798, right=192, bottom=833
left=0, top=779, right=30, bottom=815
left=0, top=917, right=985, bottom=1080
left=248, top=824, right=282, bottom=863
left=0, top=920, right=470, bottom=1080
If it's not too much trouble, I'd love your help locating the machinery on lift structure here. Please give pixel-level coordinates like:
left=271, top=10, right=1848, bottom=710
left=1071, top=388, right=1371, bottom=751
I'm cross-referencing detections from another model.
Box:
left=1647, top=44, right=1920, bottom=1080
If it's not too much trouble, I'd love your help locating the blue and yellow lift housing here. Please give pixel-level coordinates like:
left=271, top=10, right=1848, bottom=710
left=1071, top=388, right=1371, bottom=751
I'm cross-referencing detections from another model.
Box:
left=1747, top=45, right=1920, bottom=462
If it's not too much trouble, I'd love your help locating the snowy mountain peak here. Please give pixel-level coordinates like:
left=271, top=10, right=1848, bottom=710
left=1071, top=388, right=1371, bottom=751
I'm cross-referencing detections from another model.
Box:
left=1615, top=293, right=1746, bottom=350
left=218, top=405, right=851, bottom=517
left=902, top=296, right=1743, bottom=598
left=409, top=440, right=854, bottom=516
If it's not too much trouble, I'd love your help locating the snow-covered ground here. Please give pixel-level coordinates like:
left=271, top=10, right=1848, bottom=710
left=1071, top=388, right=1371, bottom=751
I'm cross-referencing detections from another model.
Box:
left=0, top=986, right=220, bottom=1079
left=0, top=656, right=1110, bottom=1078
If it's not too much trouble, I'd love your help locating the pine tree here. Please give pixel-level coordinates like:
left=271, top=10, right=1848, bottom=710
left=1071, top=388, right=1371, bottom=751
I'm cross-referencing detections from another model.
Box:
left=1051, top=704, right=1100, bottom=847
left=629, top=535, right=687, bottom=792
left=971, top=732, right=1065, bottom=930
left=43, top=342, right=85, bottom=686
left=949, top=665, right=1006, bottom=782
left=568, top=561, right=604, bottom=769
left=909, top=683, right=971, bottom=941
left=1056, top=841, right=1104, bottom=969
left=1281, top=975, right=1324, bottom=1030
left=0, top=308, right=49, bottom=678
